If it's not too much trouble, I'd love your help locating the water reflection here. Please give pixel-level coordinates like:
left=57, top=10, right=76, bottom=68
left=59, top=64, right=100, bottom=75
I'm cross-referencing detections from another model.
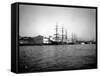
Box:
left=19, top=44, right=96, bottom=72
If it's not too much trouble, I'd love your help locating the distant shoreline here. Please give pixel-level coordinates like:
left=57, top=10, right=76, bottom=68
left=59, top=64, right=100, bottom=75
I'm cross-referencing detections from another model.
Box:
left=19, top=43, right=95, bottom=46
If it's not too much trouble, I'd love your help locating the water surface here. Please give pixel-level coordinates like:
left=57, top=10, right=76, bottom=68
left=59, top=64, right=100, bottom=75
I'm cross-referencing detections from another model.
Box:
left=19, top=44, right=96, bottom=72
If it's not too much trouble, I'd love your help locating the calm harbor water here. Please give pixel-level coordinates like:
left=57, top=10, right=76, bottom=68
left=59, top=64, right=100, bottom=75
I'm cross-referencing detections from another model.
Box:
left=19, top=44, right=96, bottom=72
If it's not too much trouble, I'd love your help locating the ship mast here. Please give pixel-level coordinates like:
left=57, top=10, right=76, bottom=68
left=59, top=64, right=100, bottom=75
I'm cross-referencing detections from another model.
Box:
left=62, top=26, right=64, bottom=43
left=55, top=24, right=58, bottom=42
left=65, top=29, right=67, bottom=43
left=72, top=33, right=74, bottom=43
left=72, top=33, right=77, bottom=43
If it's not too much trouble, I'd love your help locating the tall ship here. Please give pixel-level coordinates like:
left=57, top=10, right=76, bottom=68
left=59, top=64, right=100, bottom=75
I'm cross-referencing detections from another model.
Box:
left=48, top=24, right=68, bottom=45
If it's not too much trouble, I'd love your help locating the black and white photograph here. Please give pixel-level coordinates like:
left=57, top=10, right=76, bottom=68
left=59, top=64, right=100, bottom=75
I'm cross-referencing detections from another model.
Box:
left=12, top=3, right=97, bottom=73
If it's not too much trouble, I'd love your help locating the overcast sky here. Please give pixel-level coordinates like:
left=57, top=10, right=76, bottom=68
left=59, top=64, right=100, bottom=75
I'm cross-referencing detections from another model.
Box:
left=19, top=5, right=96, bottom=41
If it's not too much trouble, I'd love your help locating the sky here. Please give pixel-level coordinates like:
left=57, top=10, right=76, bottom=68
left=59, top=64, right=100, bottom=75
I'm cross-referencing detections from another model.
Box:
left=19, top=5, right=96, bottom=41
